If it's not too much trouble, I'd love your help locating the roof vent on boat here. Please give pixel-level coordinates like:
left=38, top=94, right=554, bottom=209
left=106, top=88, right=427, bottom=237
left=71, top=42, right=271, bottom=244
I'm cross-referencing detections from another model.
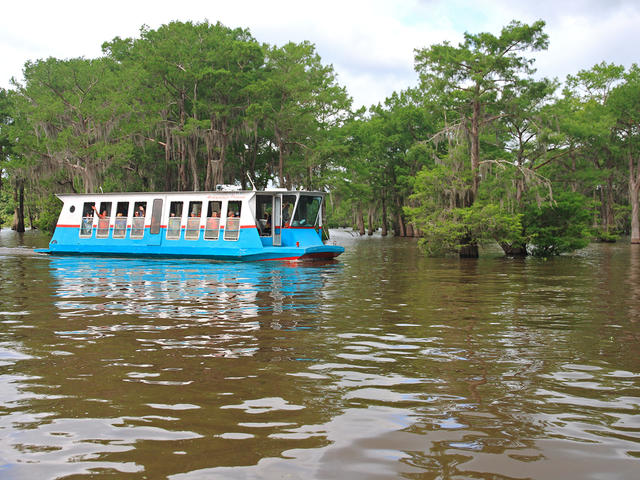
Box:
left=215, top=184, right=242, bottom=191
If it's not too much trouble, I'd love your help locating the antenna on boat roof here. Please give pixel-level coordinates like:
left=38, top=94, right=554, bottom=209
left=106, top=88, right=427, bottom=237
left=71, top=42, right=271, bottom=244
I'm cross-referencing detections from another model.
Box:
left=246, top=173, right=257, bottom=191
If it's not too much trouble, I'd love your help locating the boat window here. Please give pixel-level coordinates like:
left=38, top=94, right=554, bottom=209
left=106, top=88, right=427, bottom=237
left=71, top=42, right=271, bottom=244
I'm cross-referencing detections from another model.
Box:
left=224, top=200, right=242, bottom=241
left=134, top=201, right=147, bottom=218
left=188, top=201, right=202, bottom=217
left=113, top=202, right=129, bottom=239
left=185, top=201, right=202, bottom=240
left=115, top=202, right=129, bottom=217
left=292, top=195, right=322, bottom=227
left=256, top=195, right=272, bottom=237
left=80, top=202, right=95, bottom=237
left=96, top=202, right=112, bottom=238
left=204, top=201, right=221, bottom=240
left=131, top=216, right=145, bottom=239
left=169, top=201, right=183, bottom=218
left=282, top=194, right=297, bottom=226
left=150, top=199, right=162, bottom=235
left=167, top=201, right=183, bottom=240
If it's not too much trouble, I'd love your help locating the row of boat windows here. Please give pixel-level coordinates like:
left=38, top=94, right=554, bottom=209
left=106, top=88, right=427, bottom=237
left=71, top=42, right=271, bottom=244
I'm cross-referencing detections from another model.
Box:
left=78, top=200, right=242, bottom=241
left=74, top=195, right=323, bottom=241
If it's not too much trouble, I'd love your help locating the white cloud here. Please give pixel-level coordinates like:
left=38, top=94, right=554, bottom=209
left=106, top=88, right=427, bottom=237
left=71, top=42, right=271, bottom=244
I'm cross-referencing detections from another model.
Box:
left=1, top=0, right=639, bottom=107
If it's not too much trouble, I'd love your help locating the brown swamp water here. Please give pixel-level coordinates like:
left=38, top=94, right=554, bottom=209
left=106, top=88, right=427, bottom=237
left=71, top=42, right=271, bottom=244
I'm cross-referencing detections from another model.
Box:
left=0, top=229, right=639, bottom=479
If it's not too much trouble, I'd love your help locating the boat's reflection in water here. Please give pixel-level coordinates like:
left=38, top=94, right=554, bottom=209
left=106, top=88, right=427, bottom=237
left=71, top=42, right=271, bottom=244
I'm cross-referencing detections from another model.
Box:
left=50, top=256, right=341, bottom=357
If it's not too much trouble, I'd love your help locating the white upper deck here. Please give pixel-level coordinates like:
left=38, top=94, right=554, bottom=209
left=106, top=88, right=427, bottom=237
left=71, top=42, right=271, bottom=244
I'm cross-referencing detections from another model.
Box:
left=55, top=190, right=326, bottom=229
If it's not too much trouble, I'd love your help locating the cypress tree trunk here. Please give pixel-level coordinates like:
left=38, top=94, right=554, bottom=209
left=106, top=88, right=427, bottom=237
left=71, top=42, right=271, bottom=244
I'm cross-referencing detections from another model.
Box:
left=500, top=243, right=527, bottom=256
left=356, top=205, right=365, bottom=236
left=367, top=207, right=374, bottom=235
left=606, top=176, right=615, bottom=235
left=12, top=180, right=25, bottom=233
left=630, top=153, right=640, bottom=244
left=459, top=240, right=479, bottom=258
left=396, top=212, right=406, bottom=237
left=178, top=138, right=188, bottom=191
left=405, top=222, right=414, bottom=237
left=381, top=196, right=388, bottom=237
left=470, top=97, right=480, bottom=203
left=631, top=181, right=640, bottom=244
left=395, top=197, right=406, bottom=237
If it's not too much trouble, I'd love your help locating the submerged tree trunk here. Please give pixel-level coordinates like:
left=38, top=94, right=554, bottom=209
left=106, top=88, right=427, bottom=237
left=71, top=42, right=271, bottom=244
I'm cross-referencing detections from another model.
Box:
left=459, top=243, right=479, bottom=258
left=28, top=206, right=35, bottom=229
left=395, top=196, right=406, bottom=237
left=405, top=222, right=414, bottom=237
left=367, top=207, right=374, bottom=235
left=631, top=180, right=640, bottom=244
left=356, top=205, right=365, bottom=236
left=12, top=179, right=25, bottom=233
left=396, top=212, right=406, bottom=237
left=381, top=196, right=388, bottom=237
left=605, top=175, right=616, bottom=235
left=630, top=153, right=640, bottom=244
left=500, top=242, right=527, bottom=256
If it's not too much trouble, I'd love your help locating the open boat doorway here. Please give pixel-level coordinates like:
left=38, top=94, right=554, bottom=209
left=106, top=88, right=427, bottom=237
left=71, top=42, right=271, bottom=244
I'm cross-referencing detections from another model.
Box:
left=273, top=195, right=281, bottom=246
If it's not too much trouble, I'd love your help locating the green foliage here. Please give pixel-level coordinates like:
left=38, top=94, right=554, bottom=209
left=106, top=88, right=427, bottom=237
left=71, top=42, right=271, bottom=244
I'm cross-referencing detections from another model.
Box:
left=0, top=185, right=12, bottom=228
left=408, top=165, right=524, bottom=256
left=524, top=191, right=592, bottom=256
left=34, top=195, right=62, bottom=232
left=408, top=203, right=524, bottom=257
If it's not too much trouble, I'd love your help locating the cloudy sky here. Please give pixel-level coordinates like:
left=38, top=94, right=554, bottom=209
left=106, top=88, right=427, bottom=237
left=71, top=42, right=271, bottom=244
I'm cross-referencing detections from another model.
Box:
left=2, top=0, right=639, bottom=107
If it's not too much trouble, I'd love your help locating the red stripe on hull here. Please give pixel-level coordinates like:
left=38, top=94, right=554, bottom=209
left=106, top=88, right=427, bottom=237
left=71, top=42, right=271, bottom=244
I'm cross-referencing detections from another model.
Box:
left=260, top=251, right=340, bottom=262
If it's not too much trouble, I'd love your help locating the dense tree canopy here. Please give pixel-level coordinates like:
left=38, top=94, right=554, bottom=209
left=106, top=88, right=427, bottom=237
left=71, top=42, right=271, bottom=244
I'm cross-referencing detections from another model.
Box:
left=2, top=19, right=639, bottom=257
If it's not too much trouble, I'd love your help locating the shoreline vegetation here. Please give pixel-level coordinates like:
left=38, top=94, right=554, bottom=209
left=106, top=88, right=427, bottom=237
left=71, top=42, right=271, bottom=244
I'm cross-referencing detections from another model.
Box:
left=1, top=19, right=639, bottom=257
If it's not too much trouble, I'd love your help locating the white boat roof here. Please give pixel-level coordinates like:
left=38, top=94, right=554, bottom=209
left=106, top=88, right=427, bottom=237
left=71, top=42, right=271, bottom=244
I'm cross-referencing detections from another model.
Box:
left=56, top=190, right=327, bottom=199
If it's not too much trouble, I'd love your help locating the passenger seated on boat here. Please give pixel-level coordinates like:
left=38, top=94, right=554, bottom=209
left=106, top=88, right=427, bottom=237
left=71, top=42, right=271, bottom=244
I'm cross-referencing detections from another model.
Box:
left=137, top=205, right=145, bottom=217
left=258, top=214, right=271, bottom=236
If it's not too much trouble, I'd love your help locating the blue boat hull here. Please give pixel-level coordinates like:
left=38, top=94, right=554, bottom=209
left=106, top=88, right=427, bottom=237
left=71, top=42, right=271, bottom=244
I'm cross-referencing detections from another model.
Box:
left=36, top=225, right=344, bottom=262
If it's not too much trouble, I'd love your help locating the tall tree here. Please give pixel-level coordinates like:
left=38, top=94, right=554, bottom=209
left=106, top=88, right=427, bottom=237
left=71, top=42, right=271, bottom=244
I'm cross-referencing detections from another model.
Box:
left=414, top=20, right=549, bottom=256
left=609, top=64, right=640, bottom=243
left=258, top=41, right=350, bottom=188
left=11, top=57, right=135, bottom=194
left=561, top=62, right=625, bottom=239
left=104, top=21, right=265, bottom=191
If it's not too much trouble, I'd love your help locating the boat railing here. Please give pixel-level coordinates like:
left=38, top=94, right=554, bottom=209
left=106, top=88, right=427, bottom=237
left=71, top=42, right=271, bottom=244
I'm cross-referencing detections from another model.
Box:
left=167, top=217, right=181, bottom=240
left=131, top=217, right=145, bottom=239
left=113, top=217, right=127, bottom=238
left=96, top=217, right=111, bottom=238
left=185, top=217, right=201, bottom=240
left=204, top=217, right=220, bottom=240
left=224, top=217, right=240, bottom=241
left=80, top=217, right=93, bottom=237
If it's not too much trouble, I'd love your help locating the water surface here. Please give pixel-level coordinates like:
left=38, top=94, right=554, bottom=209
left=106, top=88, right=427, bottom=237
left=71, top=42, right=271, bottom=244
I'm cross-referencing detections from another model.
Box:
left=1, top=229, right=639, bottom=479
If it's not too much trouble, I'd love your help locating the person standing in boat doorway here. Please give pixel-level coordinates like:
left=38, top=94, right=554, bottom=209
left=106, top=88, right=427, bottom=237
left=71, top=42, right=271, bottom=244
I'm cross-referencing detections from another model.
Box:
left=282, top=203, right=292, bottom=226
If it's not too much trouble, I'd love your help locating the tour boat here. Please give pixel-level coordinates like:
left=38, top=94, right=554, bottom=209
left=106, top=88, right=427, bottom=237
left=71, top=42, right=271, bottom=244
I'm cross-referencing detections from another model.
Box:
left=35, top=188, right=344, bottom=261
